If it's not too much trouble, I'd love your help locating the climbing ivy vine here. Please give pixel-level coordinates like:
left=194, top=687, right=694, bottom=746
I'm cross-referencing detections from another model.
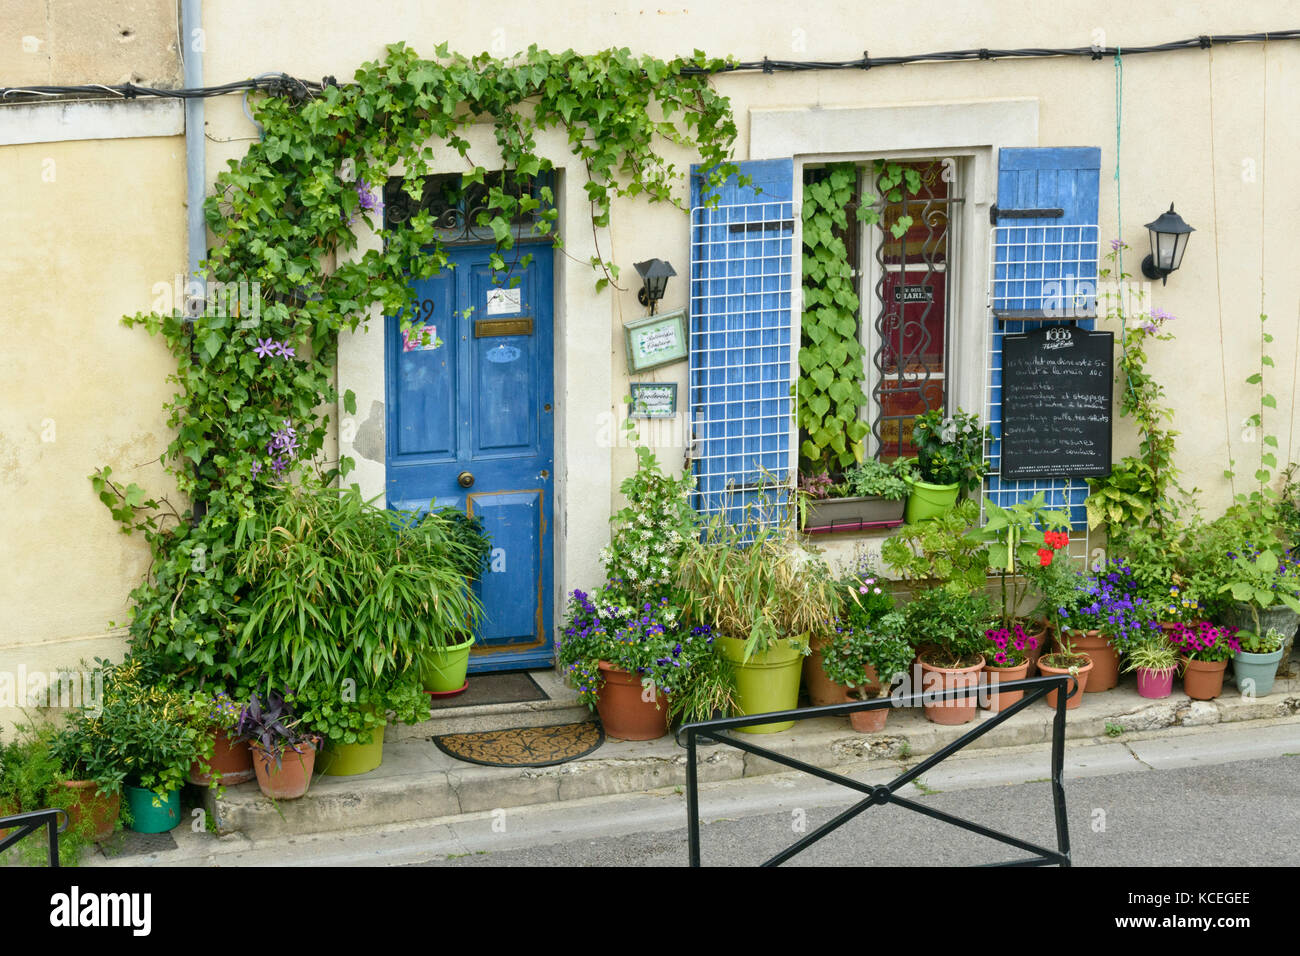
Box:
left=797, top=160, right=919, bottom=474
left=91, top=42, right=743, bottom=683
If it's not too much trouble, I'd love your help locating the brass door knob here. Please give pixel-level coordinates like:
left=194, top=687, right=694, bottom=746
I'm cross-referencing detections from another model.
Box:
left=458, top=471, right=474, bottom=488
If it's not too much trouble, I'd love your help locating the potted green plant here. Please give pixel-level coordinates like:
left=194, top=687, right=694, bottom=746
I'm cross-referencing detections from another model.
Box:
left=187, top=689, right=254, bottom=786
left=807, top=549, right=895, bottom=706
left=1035, top=628, right=1094, bottom=710
left=51, top=657, right=212, bottom=834
left=904, top=408, right=990, bottom=524
left=967, top=491, right=1072, bottom=675
left=678, top=504, right=842, bottom=734
left=412, top=507, right=492, bottom=695
left=902, top=585, right=993, bottom=725
left=292, top=677, right=428, bottom=776
left=1053, top=558, right=1159, bottom=692
left=1166, top=621, right=1241, bottom=700
left=800, top=458, right=914, bottom=531
left=1233, top=626, right=1289, bottom=698
left=236, top=484, right=486, bottom=771
left=1215, top=546, right=1300, bottom=672
left=232, top=690, right=321, bottom=800
left=819, top=612, right=913, bottom=732
left=558, top=584, right=732, bottom=740
left=1122, top=634, right=1180, bottom=699
left=1, top=723, right=105, bottom=863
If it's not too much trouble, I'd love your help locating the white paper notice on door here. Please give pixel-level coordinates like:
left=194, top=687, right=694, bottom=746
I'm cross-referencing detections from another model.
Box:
left=486, top=287, right=522, bottom=316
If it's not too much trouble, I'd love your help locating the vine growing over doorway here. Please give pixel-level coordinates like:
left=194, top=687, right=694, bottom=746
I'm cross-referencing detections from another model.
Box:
left=89, top=42, right=743, bottom=682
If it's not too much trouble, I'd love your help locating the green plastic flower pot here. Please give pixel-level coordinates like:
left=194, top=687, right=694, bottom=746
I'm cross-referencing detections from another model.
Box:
left=715, top=635, right=807, bottom=734
left=419, top=635, right=476, bottom=693
left=123, top=784, right=181, bottom=834
left=319, top=721, right=387, bottom=776
left=904, top=478, right=961, bottom=524
left=1234, top=648, right=1285, bottom=698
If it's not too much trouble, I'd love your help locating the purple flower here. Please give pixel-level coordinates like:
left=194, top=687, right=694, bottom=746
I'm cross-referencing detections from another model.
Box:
left=250, top=460, right=262, bottom=477
left=356, top=179, right=378, bottom=212
left=1109, top=238, right=1124, bottom=252
left=253, top=338, right=277, bottom=359
left=275, top=341, right=296, bottom=359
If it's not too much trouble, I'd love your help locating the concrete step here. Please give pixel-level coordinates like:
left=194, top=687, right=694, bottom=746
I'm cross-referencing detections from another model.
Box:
left=208, top=669, right=1300, bottom=841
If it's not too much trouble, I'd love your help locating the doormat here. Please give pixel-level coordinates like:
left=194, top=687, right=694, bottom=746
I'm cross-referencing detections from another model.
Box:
left=432, top=721, right=604, bottom=768
left=97, top=829, right=178, bottom=860
left=427, top=672, right=549, bottom=710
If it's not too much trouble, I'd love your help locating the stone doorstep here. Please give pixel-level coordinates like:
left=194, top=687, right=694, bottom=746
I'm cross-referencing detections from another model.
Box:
left=209, top=668, right=1300, bottom=841
left=387, top=668, right=589, bottom=739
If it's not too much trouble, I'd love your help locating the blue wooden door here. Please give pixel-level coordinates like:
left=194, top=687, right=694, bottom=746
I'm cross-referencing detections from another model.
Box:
left=386, top=243, right=555, bottom=672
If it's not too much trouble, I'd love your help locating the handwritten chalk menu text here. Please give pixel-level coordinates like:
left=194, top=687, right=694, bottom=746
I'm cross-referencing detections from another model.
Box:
left=1000, top=326, right=1113, bottom=480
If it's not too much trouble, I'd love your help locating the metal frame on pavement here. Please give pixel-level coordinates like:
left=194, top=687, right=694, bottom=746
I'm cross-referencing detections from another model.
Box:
left=677, top=673, right=1075, bottom=867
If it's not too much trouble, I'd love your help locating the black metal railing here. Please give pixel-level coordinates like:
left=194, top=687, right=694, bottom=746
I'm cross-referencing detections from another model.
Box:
left=0, top=808, right=68, bottom=867
left=677, top=672, right=1075, bottom=867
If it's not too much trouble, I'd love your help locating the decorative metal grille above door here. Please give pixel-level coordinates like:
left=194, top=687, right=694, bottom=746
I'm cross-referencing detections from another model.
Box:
left=382, top=171, right=554, bottom=245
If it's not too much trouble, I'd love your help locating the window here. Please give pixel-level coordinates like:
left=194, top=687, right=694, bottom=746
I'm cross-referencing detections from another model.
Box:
left=863, top=159, right=964, bottom=461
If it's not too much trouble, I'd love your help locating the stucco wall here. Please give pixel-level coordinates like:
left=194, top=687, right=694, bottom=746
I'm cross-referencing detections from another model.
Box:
left=0, top=132, right=186, bottom=729
left=4, top=4, right=1297, bottom=711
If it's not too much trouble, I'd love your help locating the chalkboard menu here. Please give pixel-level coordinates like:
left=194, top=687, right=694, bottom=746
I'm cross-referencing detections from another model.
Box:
left=1000, top=326, right=1113, bottom=480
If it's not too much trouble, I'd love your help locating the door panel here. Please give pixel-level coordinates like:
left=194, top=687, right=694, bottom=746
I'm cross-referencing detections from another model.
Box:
left=386, top=243, right=555, bottom=671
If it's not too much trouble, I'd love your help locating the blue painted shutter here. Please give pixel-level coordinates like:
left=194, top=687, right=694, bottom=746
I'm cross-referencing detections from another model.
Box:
left=987, top=147, right=1101, bottom=527
left=688, top=159, right=795, bottom=525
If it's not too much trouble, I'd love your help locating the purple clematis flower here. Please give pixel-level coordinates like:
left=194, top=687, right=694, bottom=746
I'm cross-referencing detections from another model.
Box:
left=253, top=338, right=277, bottom=359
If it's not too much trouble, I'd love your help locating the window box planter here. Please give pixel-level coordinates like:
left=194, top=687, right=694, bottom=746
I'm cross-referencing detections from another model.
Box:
left=803, top=495, right=905, bottom=533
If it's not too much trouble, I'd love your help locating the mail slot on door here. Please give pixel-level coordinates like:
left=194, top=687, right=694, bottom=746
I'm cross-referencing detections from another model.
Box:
left=475, top=318, right=533, bottom=337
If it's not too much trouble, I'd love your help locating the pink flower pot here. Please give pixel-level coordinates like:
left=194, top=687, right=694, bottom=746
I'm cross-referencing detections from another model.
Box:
left=1135, top=666, right=1175, bottom=699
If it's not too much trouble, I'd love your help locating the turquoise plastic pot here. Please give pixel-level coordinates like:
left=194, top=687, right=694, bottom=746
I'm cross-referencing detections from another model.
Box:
left=715, top=635, right=807, bottom=734
left=1234, top=649, right=1285, bottom=698
left=123, top=784, right=181, bottom=834
left=904, top=479, right=960, bottom=524
left=419, top=635, right=475, bottom=693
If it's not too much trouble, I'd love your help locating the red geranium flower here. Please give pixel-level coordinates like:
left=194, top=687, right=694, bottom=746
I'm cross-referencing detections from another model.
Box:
left=1036, top=547, right=1053, bottom=566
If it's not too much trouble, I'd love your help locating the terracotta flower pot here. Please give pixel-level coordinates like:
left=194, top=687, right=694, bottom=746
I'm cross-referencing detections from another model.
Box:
left=250, top=740, right=318, bottom=800
left=1062, top=629, right=1119, bottom=692
left=595, top=661, right=670, bottom=741
left=57, top=780, right=120, bottom=842
left=1036, top=656, right=1093, bottom=710
left=805, top=635, right=881, bottom=706
left=918, top=656, right=985, bottom=725
left=848, top=698, right=890, bottom=733
left=1181, top=658, right=1227, bottom=700
left=189, top=729, right=255, bottom=786
left=982, top=659, right=1031, bottom=712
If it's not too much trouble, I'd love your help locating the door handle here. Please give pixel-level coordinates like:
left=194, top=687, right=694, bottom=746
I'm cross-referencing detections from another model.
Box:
left=458, top=471, right=475, bottom=488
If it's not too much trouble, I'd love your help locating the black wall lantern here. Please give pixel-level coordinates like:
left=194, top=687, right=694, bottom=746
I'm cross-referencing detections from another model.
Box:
left=1140, top=204, right=1194, bottom=285
left=634, top=258, right=676, bottom=314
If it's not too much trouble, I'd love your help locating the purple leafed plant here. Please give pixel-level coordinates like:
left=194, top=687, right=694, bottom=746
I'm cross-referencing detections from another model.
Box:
left=232, top=690, right=316, bottom=768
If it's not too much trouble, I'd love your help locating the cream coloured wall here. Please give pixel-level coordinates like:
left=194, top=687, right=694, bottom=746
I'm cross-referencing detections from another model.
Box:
left=0, top=134, right=187, bottom=730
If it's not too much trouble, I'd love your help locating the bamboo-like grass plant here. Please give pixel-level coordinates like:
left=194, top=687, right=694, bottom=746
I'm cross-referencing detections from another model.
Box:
left=235, top=484, right=486, bottom=690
